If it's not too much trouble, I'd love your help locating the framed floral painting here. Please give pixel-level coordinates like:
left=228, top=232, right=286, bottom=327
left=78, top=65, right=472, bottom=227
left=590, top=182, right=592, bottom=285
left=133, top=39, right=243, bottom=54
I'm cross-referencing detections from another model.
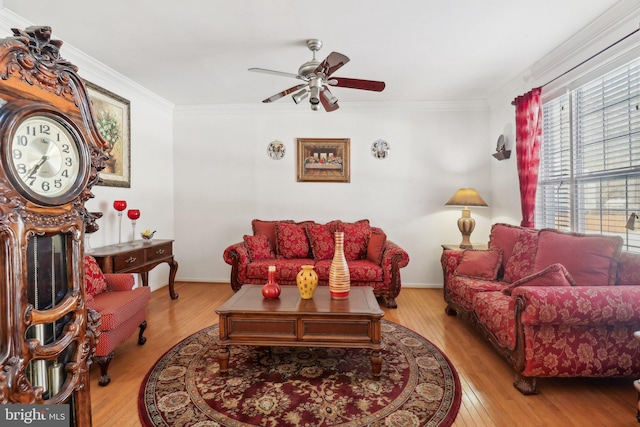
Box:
left=85, top=80, right=131, bottom=187
left=296, top=138, right=350, bottom=183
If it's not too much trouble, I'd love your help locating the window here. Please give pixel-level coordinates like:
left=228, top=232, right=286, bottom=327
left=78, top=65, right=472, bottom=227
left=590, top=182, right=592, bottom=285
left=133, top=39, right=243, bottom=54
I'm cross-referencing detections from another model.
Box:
left=537, top=58, right=640, bottom=252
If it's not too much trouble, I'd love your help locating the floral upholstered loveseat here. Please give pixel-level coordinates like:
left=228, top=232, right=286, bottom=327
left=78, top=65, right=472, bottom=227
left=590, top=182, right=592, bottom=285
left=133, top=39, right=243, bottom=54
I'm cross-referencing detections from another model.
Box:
left=223, top=219, right=410, bottom=308
left=441, top=223, right=640, bottom=394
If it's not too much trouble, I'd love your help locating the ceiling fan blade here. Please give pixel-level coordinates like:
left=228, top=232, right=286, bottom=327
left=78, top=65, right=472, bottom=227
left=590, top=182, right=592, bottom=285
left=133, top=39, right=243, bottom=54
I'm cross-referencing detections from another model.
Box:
left=330, top=77, right=386, bottom=92
left=320, top=87, right=340, bottom=112
left=315, top=52, right=350, bottom=77
left=262, top=83, right=308, bottom=103
left=249, top=68, right=306, bottom=81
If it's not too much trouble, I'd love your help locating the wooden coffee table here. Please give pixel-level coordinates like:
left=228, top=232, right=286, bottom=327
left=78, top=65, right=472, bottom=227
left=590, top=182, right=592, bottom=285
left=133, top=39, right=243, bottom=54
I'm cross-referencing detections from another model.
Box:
left=215, top=285, right=385, bottom=379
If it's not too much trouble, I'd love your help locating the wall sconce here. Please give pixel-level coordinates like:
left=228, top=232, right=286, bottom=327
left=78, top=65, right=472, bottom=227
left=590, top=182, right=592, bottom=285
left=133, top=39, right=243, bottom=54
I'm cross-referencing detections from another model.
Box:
left=492, top=135, right=511, bottom=161
left=445, top=188, right=489, bottom=249
left=626, top=213, right=638, bottom=230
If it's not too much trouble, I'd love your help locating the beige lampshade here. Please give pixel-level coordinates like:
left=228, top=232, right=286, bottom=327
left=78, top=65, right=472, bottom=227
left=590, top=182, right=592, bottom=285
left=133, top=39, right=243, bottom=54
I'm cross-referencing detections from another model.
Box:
left=445, top=188, right=488, bottom=207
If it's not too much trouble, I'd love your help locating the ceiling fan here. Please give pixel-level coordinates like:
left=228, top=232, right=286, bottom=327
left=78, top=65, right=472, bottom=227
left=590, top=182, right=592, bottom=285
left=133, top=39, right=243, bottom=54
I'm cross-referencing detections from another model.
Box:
left=249, top=39, right=385, bottom=112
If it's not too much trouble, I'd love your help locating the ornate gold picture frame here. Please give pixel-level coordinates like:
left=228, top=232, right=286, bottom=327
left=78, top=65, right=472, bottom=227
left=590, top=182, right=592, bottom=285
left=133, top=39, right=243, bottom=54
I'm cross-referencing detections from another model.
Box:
left=85, top=80, right=131, bottom=188
left=296, top=138, right=350, bottom=183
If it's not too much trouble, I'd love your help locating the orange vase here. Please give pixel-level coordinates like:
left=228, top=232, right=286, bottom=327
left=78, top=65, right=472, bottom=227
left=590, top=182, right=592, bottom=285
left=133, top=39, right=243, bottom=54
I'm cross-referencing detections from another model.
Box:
left=262, top=265, right=281, bottom=299
left=329, top=232, right=350, bottom=299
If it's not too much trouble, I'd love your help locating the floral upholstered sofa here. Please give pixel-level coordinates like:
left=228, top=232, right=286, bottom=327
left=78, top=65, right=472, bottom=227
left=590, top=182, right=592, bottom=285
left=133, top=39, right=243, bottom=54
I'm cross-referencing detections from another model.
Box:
left=441, top=223, right=640, bottom=394
left=223, top=219, right=410, bottom=308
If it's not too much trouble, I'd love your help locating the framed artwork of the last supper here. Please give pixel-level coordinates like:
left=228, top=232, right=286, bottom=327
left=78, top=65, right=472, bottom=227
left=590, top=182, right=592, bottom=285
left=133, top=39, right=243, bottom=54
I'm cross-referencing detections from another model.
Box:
left=296, top=138, right=350, bottom=183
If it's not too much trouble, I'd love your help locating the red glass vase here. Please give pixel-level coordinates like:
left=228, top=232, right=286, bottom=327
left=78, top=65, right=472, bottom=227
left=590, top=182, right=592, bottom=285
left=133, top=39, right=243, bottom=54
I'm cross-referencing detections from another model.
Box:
left=262, top=265, right=281, bottom=299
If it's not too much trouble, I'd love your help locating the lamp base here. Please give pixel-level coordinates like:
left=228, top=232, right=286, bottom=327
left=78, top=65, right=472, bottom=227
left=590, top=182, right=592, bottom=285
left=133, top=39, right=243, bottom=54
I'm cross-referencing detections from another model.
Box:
left=457, top=209, right=475, bottom=249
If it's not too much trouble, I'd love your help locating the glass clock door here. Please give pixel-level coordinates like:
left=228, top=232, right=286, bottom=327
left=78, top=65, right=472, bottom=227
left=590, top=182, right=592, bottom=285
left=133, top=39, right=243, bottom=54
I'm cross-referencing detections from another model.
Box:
left=25, top=233, right=75, bottom=401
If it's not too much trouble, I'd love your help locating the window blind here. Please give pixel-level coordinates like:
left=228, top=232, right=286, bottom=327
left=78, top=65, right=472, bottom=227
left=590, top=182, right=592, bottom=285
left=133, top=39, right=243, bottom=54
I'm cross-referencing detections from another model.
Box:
left=537, top=58, right=640, bottom=252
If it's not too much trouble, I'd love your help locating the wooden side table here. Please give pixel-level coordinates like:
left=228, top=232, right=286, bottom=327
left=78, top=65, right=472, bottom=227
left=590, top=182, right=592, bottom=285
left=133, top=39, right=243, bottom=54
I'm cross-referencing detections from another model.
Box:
left=90, top=239, right=179, bottom=299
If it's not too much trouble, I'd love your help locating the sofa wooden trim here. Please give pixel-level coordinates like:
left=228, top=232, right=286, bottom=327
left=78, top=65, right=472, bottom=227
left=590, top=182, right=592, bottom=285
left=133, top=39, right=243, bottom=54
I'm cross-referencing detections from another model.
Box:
left=443, top=282, right=536, bottom=394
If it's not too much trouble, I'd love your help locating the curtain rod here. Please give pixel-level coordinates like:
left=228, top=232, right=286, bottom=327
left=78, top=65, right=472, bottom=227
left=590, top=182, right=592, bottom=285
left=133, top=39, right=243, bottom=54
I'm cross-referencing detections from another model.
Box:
left=512, top=24, right=640, bottom=105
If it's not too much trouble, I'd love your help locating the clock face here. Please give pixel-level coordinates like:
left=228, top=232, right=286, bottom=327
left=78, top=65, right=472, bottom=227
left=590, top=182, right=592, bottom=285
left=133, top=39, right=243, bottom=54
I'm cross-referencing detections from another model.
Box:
left=10, top=115, right=83, bottom=204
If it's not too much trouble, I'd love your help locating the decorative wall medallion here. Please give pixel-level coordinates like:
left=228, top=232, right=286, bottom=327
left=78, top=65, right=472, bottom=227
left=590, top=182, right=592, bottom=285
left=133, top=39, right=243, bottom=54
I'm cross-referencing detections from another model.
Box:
left=371, top=139, right=390, bottom=159
left=267, top=140, right=285, bottom=160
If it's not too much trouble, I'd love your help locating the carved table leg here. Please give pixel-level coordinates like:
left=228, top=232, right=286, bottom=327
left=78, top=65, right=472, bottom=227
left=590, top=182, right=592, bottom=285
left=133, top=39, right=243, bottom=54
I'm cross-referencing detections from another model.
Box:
left=371, top=350, right=382, bottom=380
left=218, top=346, right=230, bottom=376
left=168, top=259, right=179, bottom=299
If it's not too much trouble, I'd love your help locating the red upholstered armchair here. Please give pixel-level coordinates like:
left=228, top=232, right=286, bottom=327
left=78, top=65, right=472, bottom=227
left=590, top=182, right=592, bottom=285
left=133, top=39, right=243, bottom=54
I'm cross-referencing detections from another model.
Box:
left=84, top=255, right=151, bottom=386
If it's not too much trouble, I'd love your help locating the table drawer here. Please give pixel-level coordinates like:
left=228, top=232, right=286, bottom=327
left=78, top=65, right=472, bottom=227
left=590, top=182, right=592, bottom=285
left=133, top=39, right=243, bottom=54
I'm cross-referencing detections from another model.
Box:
left=113, top=249, right=146, bottom=271
left=146, top=242, right=172, bottom=262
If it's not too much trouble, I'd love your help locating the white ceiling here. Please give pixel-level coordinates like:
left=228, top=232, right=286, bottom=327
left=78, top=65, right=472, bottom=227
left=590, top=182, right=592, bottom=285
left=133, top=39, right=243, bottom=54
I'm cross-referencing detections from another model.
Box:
left=1, top=0, right=626, bottom=106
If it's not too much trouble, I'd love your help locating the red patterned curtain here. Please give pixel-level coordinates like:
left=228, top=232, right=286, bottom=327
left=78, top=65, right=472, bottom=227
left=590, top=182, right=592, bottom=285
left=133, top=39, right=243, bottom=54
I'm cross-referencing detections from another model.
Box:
left=514, top=87, right=542, bottom=228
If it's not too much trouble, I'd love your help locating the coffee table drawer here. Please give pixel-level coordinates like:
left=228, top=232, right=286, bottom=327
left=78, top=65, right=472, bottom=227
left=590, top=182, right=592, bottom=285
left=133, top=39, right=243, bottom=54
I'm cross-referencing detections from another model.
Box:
left=113, top=249, right=146, bottom=271
left=228, top=318, right=297, bottom=339
left=302, top=320, right=374, bottom=342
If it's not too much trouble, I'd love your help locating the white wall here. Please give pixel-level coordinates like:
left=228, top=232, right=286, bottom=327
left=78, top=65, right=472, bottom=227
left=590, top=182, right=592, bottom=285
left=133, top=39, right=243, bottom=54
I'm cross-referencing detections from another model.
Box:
left=173, top=102, right=492, bottom=287
left=0, top=10, right=176, bottom=292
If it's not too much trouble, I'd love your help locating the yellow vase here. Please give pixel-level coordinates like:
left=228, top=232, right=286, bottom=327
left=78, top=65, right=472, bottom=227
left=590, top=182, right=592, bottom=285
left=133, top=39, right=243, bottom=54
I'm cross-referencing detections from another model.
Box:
left=296, top=265, right=318, bottom=299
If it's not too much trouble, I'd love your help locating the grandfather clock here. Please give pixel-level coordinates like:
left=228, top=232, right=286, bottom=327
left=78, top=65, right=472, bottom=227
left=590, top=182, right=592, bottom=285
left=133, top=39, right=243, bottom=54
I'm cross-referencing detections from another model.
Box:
left=0, top=26, right=109, bottom=425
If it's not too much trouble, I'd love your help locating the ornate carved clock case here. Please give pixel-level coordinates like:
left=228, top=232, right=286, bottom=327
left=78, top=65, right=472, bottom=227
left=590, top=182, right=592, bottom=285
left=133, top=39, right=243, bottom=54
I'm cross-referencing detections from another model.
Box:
left=0, top=26, right=109, bottom=426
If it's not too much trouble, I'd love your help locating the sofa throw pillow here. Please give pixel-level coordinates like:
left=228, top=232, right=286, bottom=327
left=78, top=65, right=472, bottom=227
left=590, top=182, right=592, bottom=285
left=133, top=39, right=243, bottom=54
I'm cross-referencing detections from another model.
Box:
left=243, top=234, right=275, bottom=261
left=306, top=222, right=335, bottom=260
left=503, top=263, right=575, bottom=295
left=252, top=219, right=294, bottom=253
left=488, top=223, right=538, bottom=272
left=367, top=230, right=387, bottom=264
left=84, top=255, right=107, bottom=297
left=454, top=249, right=503, bottom=281
left=276, top=222, right=310, bottom=259
left=503, top=230, right=539, bottom=283
left=337, top=219, right=371, bottom=261
left=533, top=229, right=623, bottom=286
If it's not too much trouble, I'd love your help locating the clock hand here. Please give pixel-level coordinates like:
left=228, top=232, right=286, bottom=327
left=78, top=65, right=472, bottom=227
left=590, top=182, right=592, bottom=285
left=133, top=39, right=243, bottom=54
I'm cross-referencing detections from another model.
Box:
left=27, top=155, right=49, bottom=178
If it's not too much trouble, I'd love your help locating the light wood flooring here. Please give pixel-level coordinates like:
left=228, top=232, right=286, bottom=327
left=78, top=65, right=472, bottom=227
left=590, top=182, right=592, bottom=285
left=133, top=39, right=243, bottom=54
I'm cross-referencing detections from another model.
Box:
left=90, top=282, right=638, bottom=426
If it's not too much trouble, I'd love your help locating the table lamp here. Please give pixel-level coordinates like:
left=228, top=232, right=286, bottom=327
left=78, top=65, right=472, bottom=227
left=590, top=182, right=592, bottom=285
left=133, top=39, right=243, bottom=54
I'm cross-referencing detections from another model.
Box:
left=445, top=188, right=488, bottom=249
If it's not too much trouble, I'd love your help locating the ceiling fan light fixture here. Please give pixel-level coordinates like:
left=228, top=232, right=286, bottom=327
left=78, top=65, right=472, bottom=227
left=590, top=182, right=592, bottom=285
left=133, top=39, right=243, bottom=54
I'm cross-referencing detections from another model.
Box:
left=292, top=89, right=308, bottom=104
left=309, top=80, right=321, bottom=105
left=322, top=89, right=338, bottom=106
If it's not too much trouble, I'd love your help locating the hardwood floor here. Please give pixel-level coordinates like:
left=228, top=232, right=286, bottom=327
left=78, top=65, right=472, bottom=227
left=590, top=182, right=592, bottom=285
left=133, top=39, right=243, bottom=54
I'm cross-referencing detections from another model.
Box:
left=90, top=283, right=638, bottom=426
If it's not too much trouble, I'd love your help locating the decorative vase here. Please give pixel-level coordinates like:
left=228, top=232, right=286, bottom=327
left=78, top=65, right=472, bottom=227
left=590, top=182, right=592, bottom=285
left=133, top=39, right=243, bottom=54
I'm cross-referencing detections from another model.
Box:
left=296, top=265, right=318, bottom=299
left=329, top=231, right=350, bottom=299
left=262, top=265, right=281, bottom=299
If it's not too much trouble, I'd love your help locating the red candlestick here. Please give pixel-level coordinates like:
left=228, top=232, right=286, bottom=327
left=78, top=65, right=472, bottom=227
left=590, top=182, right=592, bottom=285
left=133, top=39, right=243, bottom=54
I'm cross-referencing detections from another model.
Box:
left=127, top=209, right=141, bottom=245
left=113, top=200, right=127, bottom=211
left=127, top=209, right=140, bottom=220
left=114, top=201, right=127, bottom=246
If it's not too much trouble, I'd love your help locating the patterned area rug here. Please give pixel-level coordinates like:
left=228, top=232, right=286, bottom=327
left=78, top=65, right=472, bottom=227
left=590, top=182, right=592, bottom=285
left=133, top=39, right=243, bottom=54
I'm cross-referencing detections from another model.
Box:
left=138, top=320, right=461, bottom=426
